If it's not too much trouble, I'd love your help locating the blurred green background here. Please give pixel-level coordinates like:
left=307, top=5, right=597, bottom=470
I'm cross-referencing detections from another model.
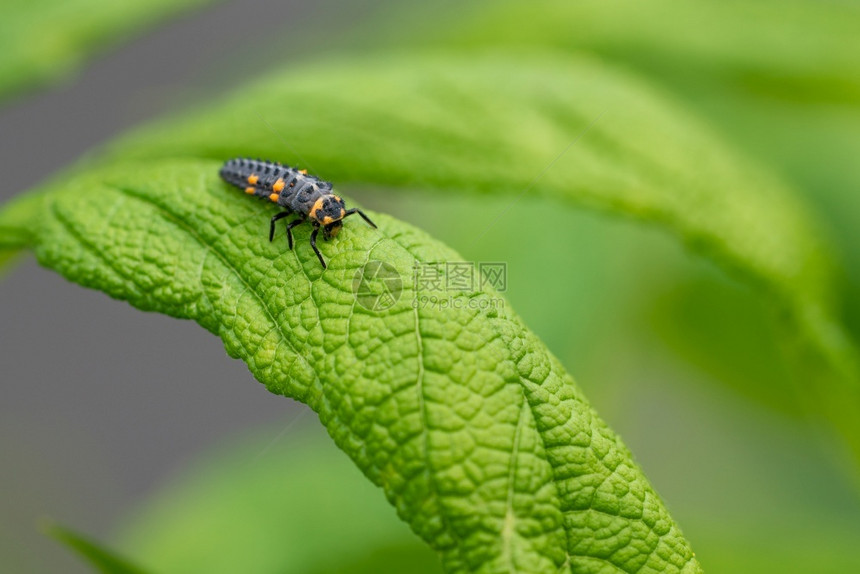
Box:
left=1, top=0, right=860, bottom=572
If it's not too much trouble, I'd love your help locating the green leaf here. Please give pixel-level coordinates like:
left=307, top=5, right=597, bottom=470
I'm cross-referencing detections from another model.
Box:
left=118, top=420, right=442, bottom=574
left=44, top=523, right=149, bottom=574
left=0, top=153, right=702, bottom=572
left=0, top=0, right=215, bottom=101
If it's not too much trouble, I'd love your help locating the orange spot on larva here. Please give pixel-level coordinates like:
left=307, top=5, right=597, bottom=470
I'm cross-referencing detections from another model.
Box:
left=272, top=178, right=285, bottom=192
left=309, top=197, right=325, bottom=220
left=247, top=174, right=259, bottom=185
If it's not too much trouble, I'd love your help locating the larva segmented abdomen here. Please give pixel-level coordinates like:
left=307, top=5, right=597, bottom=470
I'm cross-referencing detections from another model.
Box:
left=219, top=158, right=290, bottom=190
left=219, top=157, right=335, bottom=215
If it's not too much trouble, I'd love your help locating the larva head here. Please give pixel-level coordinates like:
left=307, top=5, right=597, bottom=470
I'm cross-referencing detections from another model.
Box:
left=323, top=220, right=344, bottom=240
left=309, top=194, right=347, bottom=238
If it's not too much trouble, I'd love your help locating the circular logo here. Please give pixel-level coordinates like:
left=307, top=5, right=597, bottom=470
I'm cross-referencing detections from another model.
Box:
left=352, top=260, right=403, bottom=312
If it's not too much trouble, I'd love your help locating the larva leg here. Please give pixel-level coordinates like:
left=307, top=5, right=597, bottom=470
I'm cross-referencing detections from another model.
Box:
left=344, top=208, right=377, bottom=228
left=309, top=225, right=326, bottom=269
left=285, top=217, right=305, bottom=250
left=269, top=211, right=291, bottom=242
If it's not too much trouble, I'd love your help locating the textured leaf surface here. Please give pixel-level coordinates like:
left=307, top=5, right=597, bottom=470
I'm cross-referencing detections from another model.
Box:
left=0, top=0, right=214, bottom=101
left=0, top=156, right=701, bottom=573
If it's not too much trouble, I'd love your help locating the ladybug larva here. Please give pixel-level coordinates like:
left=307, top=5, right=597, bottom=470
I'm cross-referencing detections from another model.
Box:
left=219, top=157, right=376, bottom=268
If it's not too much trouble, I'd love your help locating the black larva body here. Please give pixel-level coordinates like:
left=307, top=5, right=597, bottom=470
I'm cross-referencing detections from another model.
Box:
left=219, top=157, right=376, bottom=268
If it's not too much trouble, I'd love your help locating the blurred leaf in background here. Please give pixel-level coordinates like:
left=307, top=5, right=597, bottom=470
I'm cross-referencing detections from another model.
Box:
left=0, top=0, right=217, bottom=102
left=373, top=0, right=860, bottom=345
left=46, top=524, right=149, bottom=574
left=116, top=420, right=442, bottom=574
